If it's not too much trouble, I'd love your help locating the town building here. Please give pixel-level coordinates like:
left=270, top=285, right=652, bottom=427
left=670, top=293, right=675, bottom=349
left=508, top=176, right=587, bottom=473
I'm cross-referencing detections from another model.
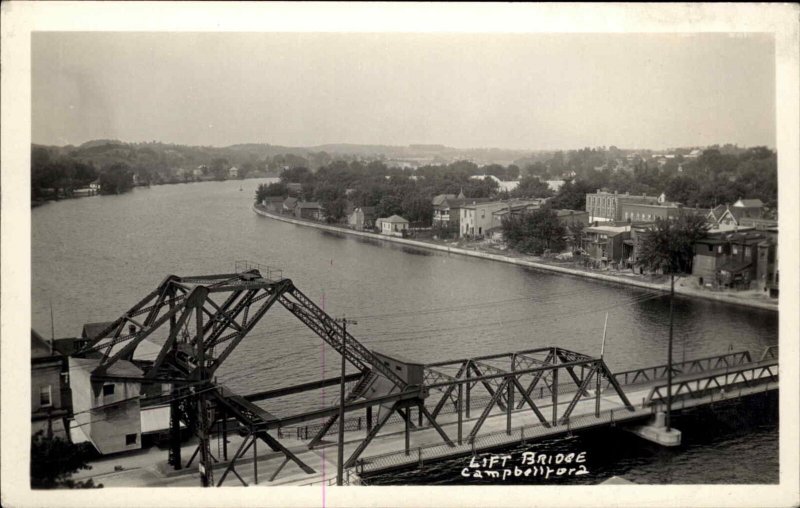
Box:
left=261, top=196, right=284, bottom=213
left=620, top=202, right=703, bottom=223
left=460, top=201, right=510, bottom=238
left=581, top=224, right=632, bottom=265
left=348, top=206, right=377, bottom=231
left=282, top=197, right=299, bottom=215
left=376, top=215, right=409, bottom=237
left=707, top=199, right=765, bottom=231
left=295, top=201, right=325, bottom=221
left=228, top=166, right=239, bottom=179
left=553, top=209, right=590, bottom=226
left=31, top=330, right=70, bottom=439
left=756, top=236, right=779, bottom=298
left=69, top=356, right=144, bottom=455
left=691, top=231, right=767, bottom=290
left=286, top=182, right=303, bottom=194
left=585, top=190, right=660, bottom=222
left=431, top=193, right=459, bottom=226
left=738, top=217, right=778, bottom=232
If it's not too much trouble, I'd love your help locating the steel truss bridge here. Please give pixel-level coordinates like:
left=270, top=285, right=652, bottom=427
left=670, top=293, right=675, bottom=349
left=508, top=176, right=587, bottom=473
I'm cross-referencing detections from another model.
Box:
left=75, top=268, right=779, bottom=486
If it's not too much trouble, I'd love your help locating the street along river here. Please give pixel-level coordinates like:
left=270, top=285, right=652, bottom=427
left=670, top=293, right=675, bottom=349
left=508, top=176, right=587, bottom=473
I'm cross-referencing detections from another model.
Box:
left=32, top=179, right=778, bottom=484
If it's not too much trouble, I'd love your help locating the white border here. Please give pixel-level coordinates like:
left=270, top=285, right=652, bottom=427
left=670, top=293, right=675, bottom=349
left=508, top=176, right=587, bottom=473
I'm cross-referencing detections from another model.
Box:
left=2, top=3, right=798, bottom=507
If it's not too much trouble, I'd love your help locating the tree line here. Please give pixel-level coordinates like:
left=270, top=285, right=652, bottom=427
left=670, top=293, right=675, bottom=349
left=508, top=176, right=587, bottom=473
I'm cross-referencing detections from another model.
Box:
left=256, top=160, right=502, bottom=224
left=518, top=145, right=777, bottom=212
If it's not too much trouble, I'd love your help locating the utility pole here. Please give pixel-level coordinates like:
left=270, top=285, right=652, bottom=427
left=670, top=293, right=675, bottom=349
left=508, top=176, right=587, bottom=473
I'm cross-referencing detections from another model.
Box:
left=334, top=316, right=356, bottom=486
left=666, top=273, right=674, bottom=432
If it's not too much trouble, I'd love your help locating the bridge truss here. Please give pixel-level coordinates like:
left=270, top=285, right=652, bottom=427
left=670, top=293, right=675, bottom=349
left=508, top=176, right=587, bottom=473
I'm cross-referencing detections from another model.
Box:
left=76, top=268, right=415, bottom=486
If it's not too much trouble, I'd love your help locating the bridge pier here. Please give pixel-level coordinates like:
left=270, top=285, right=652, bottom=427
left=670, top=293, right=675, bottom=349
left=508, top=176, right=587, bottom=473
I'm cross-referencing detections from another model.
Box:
left=627, top=411, right=681, bottom=447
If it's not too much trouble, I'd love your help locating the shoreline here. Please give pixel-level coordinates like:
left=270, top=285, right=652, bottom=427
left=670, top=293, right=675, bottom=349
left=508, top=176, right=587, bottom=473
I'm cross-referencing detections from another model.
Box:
left=252, top=204, right=778, bottom=312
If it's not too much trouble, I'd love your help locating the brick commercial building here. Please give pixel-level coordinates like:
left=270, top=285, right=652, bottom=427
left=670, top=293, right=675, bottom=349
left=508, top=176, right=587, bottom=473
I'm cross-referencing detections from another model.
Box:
left=620, top=202, right=703, bottom=223
left=585, top=190, right=660, bottom=222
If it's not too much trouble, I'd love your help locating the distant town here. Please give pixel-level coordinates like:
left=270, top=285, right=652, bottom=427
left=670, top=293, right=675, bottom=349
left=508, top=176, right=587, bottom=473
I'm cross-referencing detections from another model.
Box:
left=250, top=144, right=778, bottom=302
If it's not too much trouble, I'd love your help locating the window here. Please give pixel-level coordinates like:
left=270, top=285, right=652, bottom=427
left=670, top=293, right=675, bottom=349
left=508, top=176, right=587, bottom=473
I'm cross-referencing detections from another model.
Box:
left=745, top=247, right=752, bottom=258
left=395, top=366, right=402, bottom=371
left=717, top=246, right=723, bottom=254
left=707, top=245, right=713, bottom=252
left=39, top=385, right=52, bottom=407
left=126, top=433, right=138, bottom=446
left=732, top=246, right=739, bottom=255
left=103, top=384, right=115, bottom=396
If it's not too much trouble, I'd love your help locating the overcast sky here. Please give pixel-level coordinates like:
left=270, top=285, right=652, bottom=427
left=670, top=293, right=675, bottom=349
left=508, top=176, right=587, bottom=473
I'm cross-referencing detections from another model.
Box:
left=32, top=32, right=775, bottom=150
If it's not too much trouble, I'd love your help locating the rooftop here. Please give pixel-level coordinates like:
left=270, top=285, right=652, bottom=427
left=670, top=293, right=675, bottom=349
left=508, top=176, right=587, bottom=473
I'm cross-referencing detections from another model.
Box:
left=70, top=356, right=144, bottom=378
left=380, top=215, right=409, bottom=223
left=733, top=198, right=764, bottom=208
left=297, top=201, right=323, bottom=209
left=82, top=321, right=115, bottom=341
left=585, top=225, right=630, bottom=235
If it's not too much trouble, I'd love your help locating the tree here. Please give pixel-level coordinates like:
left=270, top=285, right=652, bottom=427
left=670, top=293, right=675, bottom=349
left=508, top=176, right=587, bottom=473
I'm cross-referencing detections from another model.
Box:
left=322, top=198, right=348, bottom=223
left=401, top=194, right=434, bottom=224
left=98, top=163, right=134, bottom=195
left=210, top=158, right=229, bottom=180
left=664, top=175, right=699, bottom=205
left=510, top=176, right=553, bottom=199
left=637, top=213, right=709, bottom=432
left=376, top=194, right=403, bottom=219
left=501, top=208, right=566, bottom=255
left=567, top=220, right=585, bottom=251
left=549, top=180, right=591, bottom=211
left=30, top=431, right=102, bottom=489
left=255, top=182, right=287, bottom=203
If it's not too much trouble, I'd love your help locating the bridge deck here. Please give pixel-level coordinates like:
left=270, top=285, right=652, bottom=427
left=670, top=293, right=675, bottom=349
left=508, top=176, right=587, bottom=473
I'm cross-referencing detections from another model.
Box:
left=76, top=353, right=778, bottom=487
left=320, top=358, right=778, bottom=476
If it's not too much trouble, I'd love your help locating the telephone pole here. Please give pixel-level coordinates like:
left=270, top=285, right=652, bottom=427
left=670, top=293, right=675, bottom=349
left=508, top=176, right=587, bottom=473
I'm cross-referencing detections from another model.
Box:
left=334, top=316, right=356, bottom=486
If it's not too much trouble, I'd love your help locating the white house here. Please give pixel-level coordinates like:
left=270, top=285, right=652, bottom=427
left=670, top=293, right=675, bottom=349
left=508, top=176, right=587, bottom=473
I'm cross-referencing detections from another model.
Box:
left=376, top=215, right=409, bottom=237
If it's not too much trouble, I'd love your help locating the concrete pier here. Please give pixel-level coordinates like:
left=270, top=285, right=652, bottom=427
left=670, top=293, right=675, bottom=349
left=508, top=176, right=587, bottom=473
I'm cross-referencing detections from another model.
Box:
left=627, top=412, right=682, bottom=447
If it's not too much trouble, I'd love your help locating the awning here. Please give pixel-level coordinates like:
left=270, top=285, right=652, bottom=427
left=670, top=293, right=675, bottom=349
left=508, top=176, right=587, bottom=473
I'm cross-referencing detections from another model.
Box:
left=622, top=239, right=635, bottom=246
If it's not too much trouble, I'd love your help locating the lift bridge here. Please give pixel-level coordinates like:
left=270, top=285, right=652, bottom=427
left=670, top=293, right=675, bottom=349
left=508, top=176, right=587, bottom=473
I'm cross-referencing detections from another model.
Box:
left=75, top=267, right=779, bottom=486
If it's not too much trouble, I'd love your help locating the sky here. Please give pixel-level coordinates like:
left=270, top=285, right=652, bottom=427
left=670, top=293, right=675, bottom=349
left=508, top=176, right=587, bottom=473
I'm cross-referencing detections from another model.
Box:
left=31, top=32, right=776, bottom=151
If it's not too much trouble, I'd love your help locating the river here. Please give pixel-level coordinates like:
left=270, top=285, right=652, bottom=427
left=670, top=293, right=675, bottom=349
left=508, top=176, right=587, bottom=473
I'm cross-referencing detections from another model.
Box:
left=31, top=179, right=779, bottom=484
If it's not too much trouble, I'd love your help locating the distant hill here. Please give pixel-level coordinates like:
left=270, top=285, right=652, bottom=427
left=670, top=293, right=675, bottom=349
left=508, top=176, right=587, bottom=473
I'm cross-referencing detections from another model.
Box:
left=33, top=140, right=542, bottom=172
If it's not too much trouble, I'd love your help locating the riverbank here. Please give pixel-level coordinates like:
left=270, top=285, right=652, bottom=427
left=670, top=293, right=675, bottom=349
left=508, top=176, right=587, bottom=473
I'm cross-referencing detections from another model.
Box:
left=252, top=204, right=778, bottom=312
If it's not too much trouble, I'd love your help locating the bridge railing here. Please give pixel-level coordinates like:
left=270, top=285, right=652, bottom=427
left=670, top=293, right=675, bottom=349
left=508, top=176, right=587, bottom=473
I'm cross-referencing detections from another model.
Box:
left=760, top=345, right=779, bottom=362
left=606, top=350, right=764, bottom=389
left=645, top=362, right=779, bottom=405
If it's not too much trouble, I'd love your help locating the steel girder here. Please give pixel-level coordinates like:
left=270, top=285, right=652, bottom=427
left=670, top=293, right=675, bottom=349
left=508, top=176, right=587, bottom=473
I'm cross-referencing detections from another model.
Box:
left=78, top=271, right=407, bottom=390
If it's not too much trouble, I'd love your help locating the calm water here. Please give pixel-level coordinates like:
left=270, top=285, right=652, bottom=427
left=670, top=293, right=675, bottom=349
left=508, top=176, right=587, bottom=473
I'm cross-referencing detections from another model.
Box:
left=31, top=180, right=779, bottom=484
